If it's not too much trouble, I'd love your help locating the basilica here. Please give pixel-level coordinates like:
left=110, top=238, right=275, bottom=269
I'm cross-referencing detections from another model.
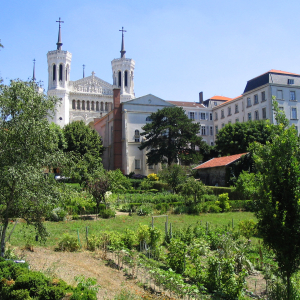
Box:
left=47, top=19, right=300, bottom=176
left=47, top=19, right=135, bottom=127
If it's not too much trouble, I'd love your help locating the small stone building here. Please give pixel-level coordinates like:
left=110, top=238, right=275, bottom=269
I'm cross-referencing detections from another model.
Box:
left=193, top=153, right=247, bottom=186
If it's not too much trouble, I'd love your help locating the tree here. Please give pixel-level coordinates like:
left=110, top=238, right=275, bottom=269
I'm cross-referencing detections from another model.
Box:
left=63, top=120, right=103, bottom=157
left=0, top=80, right=63, bottom=256
left=215, top=120, right=273, bottom=156
left=87, top=174, right=110, bottom=211
left=139, top=107, right=204, bottom=166
left=62, top=121, right=104, bottom=184
left=251, top=102, right=300, bottom=298
left=158, top=164, right=187, bottom=193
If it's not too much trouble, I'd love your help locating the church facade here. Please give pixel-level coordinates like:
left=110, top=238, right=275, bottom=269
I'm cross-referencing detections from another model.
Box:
left=47, top=20, right=135, bottom=127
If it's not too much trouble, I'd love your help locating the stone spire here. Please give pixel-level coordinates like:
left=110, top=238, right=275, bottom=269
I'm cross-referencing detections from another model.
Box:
left=56, top=18, right=64, bottom=50
left=119, top=27, right=126, bottom=58
left=32, top=59, right=36, bottom=81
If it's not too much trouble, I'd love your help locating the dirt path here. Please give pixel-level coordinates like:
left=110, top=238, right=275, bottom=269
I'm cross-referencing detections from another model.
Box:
left=21, top=247, right=147, bottom=299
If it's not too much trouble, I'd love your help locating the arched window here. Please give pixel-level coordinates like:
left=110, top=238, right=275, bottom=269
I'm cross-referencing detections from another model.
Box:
left=87, top=101, right=90, bottom=110
left=134, top=130, right=140, bottom=142
left=91, top=101, right=95, bottom=111
left=105, top=102, right=108, bottom=111
left=77, top=100, right=80, bottom=110
left=96, top=102, right=99, bottom=111
left=101, top=102, right=104, bottom=111
left=53, top=64, right=56, bottom=81
left=59, top=64, right=63, bottom=81
left=118, top=71, right=121, bottom=87
left=72, top=100, right=76, bottom=109
left=113, top=72, right=116, bottom=85
left=82, top=101, right=85, bottom=110
left=65, top=65, right=68, bottom=81
left=124, top=70, right=128, bottom=87
left=146, top=116, right=152, bottom=122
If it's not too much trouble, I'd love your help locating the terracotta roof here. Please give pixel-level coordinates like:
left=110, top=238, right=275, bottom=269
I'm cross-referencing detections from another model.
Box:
left=193, top=153, right=248, bottom=170
left=167, top=101, right=206, bottom=108
left=269, top=69, right=299, bottom=76
left=209, top=96, right=232, bottom=101
left=214, top=95, right=243, bottom=108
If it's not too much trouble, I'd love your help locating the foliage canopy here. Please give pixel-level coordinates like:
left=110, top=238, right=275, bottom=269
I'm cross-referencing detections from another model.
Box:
left=139, top=107, right=204, bottom=166
left=0, top=80, right=64, bottom=256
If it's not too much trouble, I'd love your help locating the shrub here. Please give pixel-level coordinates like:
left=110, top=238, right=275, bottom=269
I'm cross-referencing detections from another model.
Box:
left=122, top=229, right=138, bottom=250
left=137, top=204, right=153, bottom=216
left=238, top=219, right=257, bottom=239
left=173, top=205, right=188, bottom=214
left=216, top=193, right=231, bottom=212
left=47, top=207, right=68, bottom=222
left=202, top=194, right=218, bottom=202
left=147, top=173, right=159, bottom=181
left=56, top=234, right=80, bottom=252
left=99, top=208, right=115, bottom=219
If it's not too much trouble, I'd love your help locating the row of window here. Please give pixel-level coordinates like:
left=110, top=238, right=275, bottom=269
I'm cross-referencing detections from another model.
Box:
left=276, top=90, right=297, bottom=101
left=246, top=91, right=266, bottom=107
left=72, top=100, right=110, bottom=111
left=52, top=64, right=69, bottom=81
left=113, top=70, right=132, bottom=87
left=188, top=112, right=213, bottom=121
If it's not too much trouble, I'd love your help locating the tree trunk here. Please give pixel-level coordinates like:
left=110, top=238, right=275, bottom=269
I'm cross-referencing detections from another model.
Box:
left=0, top=220, right=8, bottom=257
left=287, top=274, right=291, bottom=300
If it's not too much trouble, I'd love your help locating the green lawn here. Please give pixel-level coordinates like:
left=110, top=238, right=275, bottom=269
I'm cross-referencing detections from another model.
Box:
left=8, top=211, right=255, bottom=248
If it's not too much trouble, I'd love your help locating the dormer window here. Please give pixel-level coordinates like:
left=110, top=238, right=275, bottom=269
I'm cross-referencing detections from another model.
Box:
left=288, top=79, right=294, bottom=85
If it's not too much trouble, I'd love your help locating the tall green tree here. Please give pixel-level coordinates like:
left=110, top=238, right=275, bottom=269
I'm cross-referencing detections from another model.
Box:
left=62, top=121, right=104, bottom=184
left=158, top=164, right=187, bottom=193
left=0, top=80, right=63, bottom=256
left=139, top=107, right=204, bottom=166
left=251, top=102, right=300, bottom=298
left=216, top=120, right=273, bottom=156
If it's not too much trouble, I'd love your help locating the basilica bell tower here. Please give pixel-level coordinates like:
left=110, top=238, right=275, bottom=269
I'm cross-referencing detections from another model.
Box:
left=47, top=18, right=72, bottom=127
left=111, top=27, right=135, bottom=102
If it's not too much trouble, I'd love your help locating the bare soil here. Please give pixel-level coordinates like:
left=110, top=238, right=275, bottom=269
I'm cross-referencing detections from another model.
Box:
left=19, top=247, right=167, bottom=300
left=15, top=245, right=267, bottom=299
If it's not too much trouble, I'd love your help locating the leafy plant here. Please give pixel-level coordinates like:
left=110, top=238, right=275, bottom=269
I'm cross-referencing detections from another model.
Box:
left=238, top=219, right=257, bottom=240
left=56, top=234, right=80, bottom=252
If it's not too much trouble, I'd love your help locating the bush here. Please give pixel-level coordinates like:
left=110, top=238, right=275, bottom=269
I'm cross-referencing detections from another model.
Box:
left=47, top=207, right=68, bottom=222
left=207, top=186, right=245, bottom=200
left=147, top=173, right=159, bottom=181
left=238, top=219, right=257, bottom=239
left=56, top=234, right=80, bottom=252
left=216, top=193, right=231, bottom=212
left=137, top=204, right=153, bottom=216
left=99, top=208, right=115, bottom=219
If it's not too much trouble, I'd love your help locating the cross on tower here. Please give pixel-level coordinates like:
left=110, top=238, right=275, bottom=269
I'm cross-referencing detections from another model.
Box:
left=56, top=18, right=64, bottom=50
left=56, top=17, right=64, bottom=28
left=119, top=27, right=126, bottom=58
left=119, top=27, right=127, bottom=35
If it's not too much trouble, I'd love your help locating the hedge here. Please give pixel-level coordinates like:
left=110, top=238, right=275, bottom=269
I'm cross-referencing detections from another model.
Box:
left=206, top=186, right=246, bottom=200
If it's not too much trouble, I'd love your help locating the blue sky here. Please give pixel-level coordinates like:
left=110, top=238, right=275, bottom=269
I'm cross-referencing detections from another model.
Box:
left=1, top=0, right=300, bottom=102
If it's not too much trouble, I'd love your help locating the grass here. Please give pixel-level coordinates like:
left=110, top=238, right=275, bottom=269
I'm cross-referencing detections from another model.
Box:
left=8, top=211, right=255, bottom=248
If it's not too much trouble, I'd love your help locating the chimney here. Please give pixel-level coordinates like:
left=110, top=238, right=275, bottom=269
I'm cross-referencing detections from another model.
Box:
left=199, top=91, right=203, bottom=104
left=113, top=88, right=123, bottom=172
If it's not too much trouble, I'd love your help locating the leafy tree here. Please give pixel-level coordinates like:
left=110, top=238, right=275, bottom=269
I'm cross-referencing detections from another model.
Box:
left=158, top=164, right=186, bottom=193
left=107, top=169, right=132, bottom=192
left=62, top=121, right=104, bottom=184
left=216, top=120, right=273, bottom=156
left=251, top=101, right=300, bottom=298
left=63, top=120, right=103, bottom=157
left=139, top=107, right=204, bottom=166
left=87, top=174, right=111, bottom=212
left=0, top=80, right=63, bottom=256
left=178, top=177, right=207, bottom=204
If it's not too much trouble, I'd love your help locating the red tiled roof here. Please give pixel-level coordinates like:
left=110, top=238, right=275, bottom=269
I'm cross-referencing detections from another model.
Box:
left=215, top=95, right=243, bottom=108
left=269, top=69, right=299, bottom=76
left=168, top=101, right=205, bottom=108
left=210, top=96, right=232, bottom=101
left=193, top=153, right=248, bottom=170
